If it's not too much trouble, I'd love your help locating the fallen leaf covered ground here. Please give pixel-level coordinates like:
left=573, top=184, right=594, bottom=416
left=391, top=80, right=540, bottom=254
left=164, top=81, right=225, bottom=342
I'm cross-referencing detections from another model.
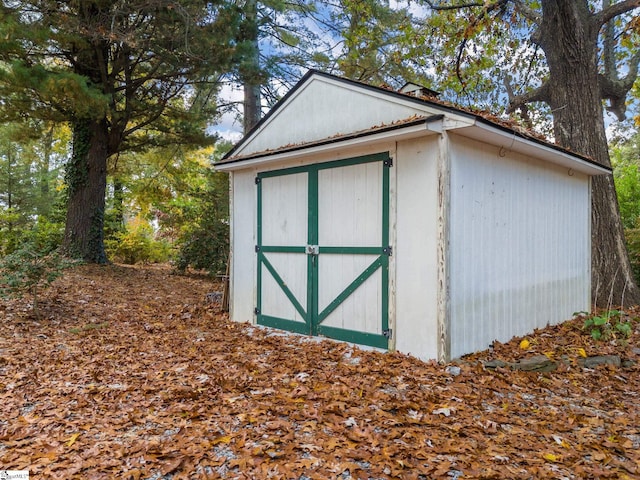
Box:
left=1, top=264, right=640, bottom=479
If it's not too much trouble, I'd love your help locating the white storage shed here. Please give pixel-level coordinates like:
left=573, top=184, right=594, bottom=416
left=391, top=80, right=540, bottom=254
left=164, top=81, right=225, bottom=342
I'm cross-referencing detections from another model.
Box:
left=216, top=70, right=610, bottom=361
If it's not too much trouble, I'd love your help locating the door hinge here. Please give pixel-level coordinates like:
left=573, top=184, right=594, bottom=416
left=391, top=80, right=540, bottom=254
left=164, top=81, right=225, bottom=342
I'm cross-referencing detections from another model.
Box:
left=383, top=328, right=393, bottom=339
left=383, top=246, right=393, bottom=256
left=384, top=157, right=393, bottom=167
left=254, top=307, right=261, bottom=315
left=255, top=245, right=261, bottom=252
left=255, top=176, right=261, bottom=184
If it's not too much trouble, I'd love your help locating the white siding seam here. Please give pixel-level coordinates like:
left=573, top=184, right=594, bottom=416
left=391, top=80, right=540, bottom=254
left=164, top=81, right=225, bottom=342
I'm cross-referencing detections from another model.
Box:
left=587, top=176, right=593, bottom=313
left=229, top=172, right=235, bottom=321
left=437, top=133, right=451, bottom=362
left=251, top=168, right=258, bottom=325
left=388, top=145, right=398, bottom=352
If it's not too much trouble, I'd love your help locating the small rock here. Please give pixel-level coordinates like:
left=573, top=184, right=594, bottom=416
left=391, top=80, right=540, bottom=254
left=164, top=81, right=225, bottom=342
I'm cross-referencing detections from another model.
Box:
left=445, top=365, right=461, bottom=376
left=432, top=407, right=454, bottom=417
left=344, top=417, right=358, bottom=427
left=581, top=355, right=621, bottom=368
left=513, top=355, right=557, bottom=372
left=484, top=359, right=511, bottom=369
left=631, top=347, right=640, bottom=356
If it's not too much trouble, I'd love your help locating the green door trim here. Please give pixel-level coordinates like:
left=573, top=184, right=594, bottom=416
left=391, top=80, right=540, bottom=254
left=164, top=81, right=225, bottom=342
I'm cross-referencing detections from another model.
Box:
left=256, top=152, right=391, bottom=348
left=317, top=255, right=382, bottom=323
left=259, top=252, right=307, bottom=319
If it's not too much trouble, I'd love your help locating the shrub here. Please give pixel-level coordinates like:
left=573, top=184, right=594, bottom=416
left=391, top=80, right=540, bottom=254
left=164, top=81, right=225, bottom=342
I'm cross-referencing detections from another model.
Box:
left=174, top=170, right=229, bottom=276
left=1, top=207, right=64, bottom=256
left=580, top=309, right=634, bottom=342
left=0, top=208, right=22, bottom=255
left=625, top=227, right=640, bottom=285
left=105, top=218, right=171, bottom=264
left=0, top=242, right=76, bottom=318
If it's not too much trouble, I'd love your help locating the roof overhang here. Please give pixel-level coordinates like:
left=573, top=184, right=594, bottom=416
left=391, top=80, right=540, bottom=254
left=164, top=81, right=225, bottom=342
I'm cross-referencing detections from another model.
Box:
left=216, top=115, right=444, bottom=172
left=451, top=120, right=611, bottom=176
left=216, top=105, right=611, bottom=178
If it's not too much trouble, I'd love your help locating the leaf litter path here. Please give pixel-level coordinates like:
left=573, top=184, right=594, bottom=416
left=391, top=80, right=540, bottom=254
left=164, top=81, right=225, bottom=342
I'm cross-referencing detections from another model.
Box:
left=1, top=264, right=640, bottom=480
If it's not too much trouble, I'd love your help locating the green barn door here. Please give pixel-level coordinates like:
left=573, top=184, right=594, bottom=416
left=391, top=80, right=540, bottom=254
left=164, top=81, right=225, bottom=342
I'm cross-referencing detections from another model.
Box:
left=256, top=152, right=391, bottom=349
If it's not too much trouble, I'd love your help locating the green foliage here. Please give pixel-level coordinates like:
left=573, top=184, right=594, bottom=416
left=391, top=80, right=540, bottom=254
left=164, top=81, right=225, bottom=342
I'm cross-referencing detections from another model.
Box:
left=1, top=0, right=242, bottom=262
left=1, top=207, right=64, bottom=256
left=625, top=228, right=640, bottom=285
left=0, top=242, right=76, bottom=318
left=0, top=120, right=68, bottom=256
left=105, top=218, right=171, bottom=265
left=581, top=310, right=634, bottom=342
left=0, top=208, right=22, bottom=255
left=611, top=131, right=640, bottom=284
left=611, top=134, right=640, bottom=229
left=174, top=168, right=229, bottom=276
left=68, top=322, right=109, bottom=335
left=103, top=143, right=230, bottom=275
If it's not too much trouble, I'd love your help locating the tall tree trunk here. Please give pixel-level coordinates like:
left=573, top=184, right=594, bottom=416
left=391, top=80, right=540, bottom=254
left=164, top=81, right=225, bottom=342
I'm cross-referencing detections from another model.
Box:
left=63, top=118, right=109, bottom=263
left=241, top=0, right=261, bottom=133
left=539, top=0, right=640, bottom=307
left=62, top=1, right=112, bottom=263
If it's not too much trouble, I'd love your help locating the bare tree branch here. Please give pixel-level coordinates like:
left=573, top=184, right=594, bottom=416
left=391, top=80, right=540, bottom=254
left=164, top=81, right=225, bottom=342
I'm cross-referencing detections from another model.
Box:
left=505, top=81, right=551, bottom=115
left=600, top=49, right=640, bottom=121
left=511, top=0, right=541, bottom=24
left=602, top=0, right=617, bottom=82
left=593, top=0, right=640, bottom=29
left=422, top=0, right=485, bottom=10
left=597, top=0, right=640, bottom=121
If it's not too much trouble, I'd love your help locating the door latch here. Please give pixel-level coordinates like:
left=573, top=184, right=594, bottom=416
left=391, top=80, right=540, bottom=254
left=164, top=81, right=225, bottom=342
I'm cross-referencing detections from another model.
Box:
left=305, top=245, right=319, bottom=255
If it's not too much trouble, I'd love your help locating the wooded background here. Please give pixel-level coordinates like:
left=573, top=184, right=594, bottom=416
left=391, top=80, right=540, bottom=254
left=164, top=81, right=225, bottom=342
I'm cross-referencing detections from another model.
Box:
left=1, top=0, right=640, bottom=306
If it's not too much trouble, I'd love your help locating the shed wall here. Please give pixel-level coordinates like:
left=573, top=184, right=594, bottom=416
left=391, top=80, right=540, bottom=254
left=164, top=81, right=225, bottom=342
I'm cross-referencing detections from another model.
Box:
left=448, top=135, right=591, bottom=359
left=228, top=143, right=398, bottom=327
left=229, top=169, right=258, bottom=324
left=394, top=137, right=440, bottom=360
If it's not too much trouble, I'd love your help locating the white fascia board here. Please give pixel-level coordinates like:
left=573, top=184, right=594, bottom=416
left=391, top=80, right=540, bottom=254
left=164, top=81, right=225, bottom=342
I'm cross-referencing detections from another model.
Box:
left=215, top=120, right=441, bottom=172
left=451, top=121, right=610, bottom=176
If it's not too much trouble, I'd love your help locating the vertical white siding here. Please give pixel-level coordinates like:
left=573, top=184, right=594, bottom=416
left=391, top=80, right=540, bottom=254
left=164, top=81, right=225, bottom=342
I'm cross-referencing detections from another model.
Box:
left=260, top=172, right=309, bottom=325
left=448, top=135, right=591, bottom=359
left=318, top=162, right=382, bottom=247
left=230, top=170, right=258, bottom=324
left=261, top=172, right=308, bottom=246
left=394, top=137, right=440, bottom=360
left=260, top=253, right=307, bottom=323
left=319, top=258, right=382, bottom=333
left=317, top=161, right=384, bottom=334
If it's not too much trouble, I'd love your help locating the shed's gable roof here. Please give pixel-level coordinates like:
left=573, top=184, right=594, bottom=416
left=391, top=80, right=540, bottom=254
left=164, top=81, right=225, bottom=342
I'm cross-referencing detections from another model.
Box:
left=219, top=70, right=610, bottom=176
left=224, top=70, right=466, bottom=161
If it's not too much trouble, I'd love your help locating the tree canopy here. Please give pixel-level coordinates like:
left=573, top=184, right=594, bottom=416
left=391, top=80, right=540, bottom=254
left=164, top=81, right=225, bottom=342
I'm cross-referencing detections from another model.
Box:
left=1, top=0, right=640, bottom=306
left=0, top=0, right=240, bottom=261
left=400, top=0, right=640, bottom=306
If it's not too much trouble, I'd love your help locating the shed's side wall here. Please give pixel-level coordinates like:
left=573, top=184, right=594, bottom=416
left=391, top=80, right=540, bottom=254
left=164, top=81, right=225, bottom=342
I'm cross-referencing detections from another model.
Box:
left=448, top=135, right=591, bottom=359
left=229, top=170, right=257, bottom=324
left=394, top=136, right=440, bottom=360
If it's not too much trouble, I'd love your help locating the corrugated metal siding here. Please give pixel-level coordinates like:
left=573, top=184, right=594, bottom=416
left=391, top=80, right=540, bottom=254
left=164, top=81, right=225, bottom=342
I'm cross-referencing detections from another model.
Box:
left=448, top=135, right=591, bottom=359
